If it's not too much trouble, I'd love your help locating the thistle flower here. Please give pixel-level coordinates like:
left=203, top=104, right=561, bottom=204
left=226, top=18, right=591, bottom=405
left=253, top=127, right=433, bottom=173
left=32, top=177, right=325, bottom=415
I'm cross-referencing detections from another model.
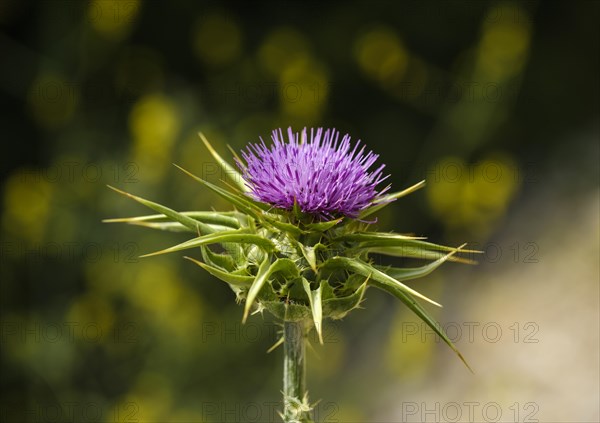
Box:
left=237, top=127, right=390, bottom=218
left=105, top=127, right=477, bottom=422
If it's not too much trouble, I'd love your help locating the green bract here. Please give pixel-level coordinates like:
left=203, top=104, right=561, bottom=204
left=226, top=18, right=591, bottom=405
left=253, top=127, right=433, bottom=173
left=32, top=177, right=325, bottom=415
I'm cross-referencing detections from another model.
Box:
left=105, top=133, right=478, bottom=370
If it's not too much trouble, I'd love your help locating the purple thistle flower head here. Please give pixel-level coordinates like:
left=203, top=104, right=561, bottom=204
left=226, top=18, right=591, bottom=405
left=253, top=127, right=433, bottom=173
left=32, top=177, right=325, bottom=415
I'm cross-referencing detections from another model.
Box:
left=236, top=127, right=391, bottom=218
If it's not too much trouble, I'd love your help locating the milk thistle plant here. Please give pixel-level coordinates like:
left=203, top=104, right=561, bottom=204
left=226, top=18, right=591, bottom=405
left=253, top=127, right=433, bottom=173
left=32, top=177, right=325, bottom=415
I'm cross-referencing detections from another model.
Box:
left=106, top=127, right=475, bottom=422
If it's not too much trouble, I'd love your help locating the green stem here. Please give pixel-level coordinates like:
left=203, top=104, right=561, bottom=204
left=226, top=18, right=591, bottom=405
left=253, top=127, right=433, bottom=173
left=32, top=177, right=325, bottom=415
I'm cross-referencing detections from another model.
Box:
left=283, top=320, right=313, bottom=422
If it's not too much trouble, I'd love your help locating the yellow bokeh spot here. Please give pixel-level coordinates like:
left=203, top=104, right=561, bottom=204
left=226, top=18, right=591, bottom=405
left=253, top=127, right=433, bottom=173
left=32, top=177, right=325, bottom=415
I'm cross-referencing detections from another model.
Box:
left=258, top=27, right=310, bottom=76
left=1, top=312, right=75, bottom=384
left=192, top=12, right=241, bottom=66
left=130, top=95, right=179, bottom=153
left=87, top=0, right=140, bottom=40
left=427, top=157, right=468, bottom=228
left=279, top=58, right=329, bottom=124
left=2, top=170, right=54, bottom=244
left=114, top=372, right=173, bottom=422
left=477, top=4, right=531, bottom=80
left=66, top=294, right=116, bottom=343
left=426, top=154, right=519, bottom=235
left=126, top=262, right=180, bottom=312
left=129, top=94, right=179, bottom=181
left=355, top=26, right=409, bottom=86
left=28, top=73, right=77, bottom=129
left=85, top=254, right=138, bottom=298
left=122, top=261, right=203, bottom=338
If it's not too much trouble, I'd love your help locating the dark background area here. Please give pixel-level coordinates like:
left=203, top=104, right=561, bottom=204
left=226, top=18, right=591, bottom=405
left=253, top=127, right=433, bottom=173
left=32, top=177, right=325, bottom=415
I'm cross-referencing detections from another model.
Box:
left=1, top=1, right=598, bottom=422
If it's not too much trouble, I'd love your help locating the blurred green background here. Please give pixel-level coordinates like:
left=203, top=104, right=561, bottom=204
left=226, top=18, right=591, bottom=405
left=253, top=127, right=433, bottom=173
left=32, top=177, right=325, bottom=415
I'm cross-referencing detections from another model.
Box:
left=1, top=1, right=598, bottom=422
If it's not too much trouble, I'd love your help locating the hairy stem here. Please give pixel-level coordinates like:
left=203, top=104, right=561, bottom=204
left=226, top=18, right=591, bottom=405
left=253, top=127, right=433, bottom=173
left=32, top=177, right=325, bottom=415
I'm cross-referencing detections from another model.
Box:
left=283, top=320, right=313, bottom=422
